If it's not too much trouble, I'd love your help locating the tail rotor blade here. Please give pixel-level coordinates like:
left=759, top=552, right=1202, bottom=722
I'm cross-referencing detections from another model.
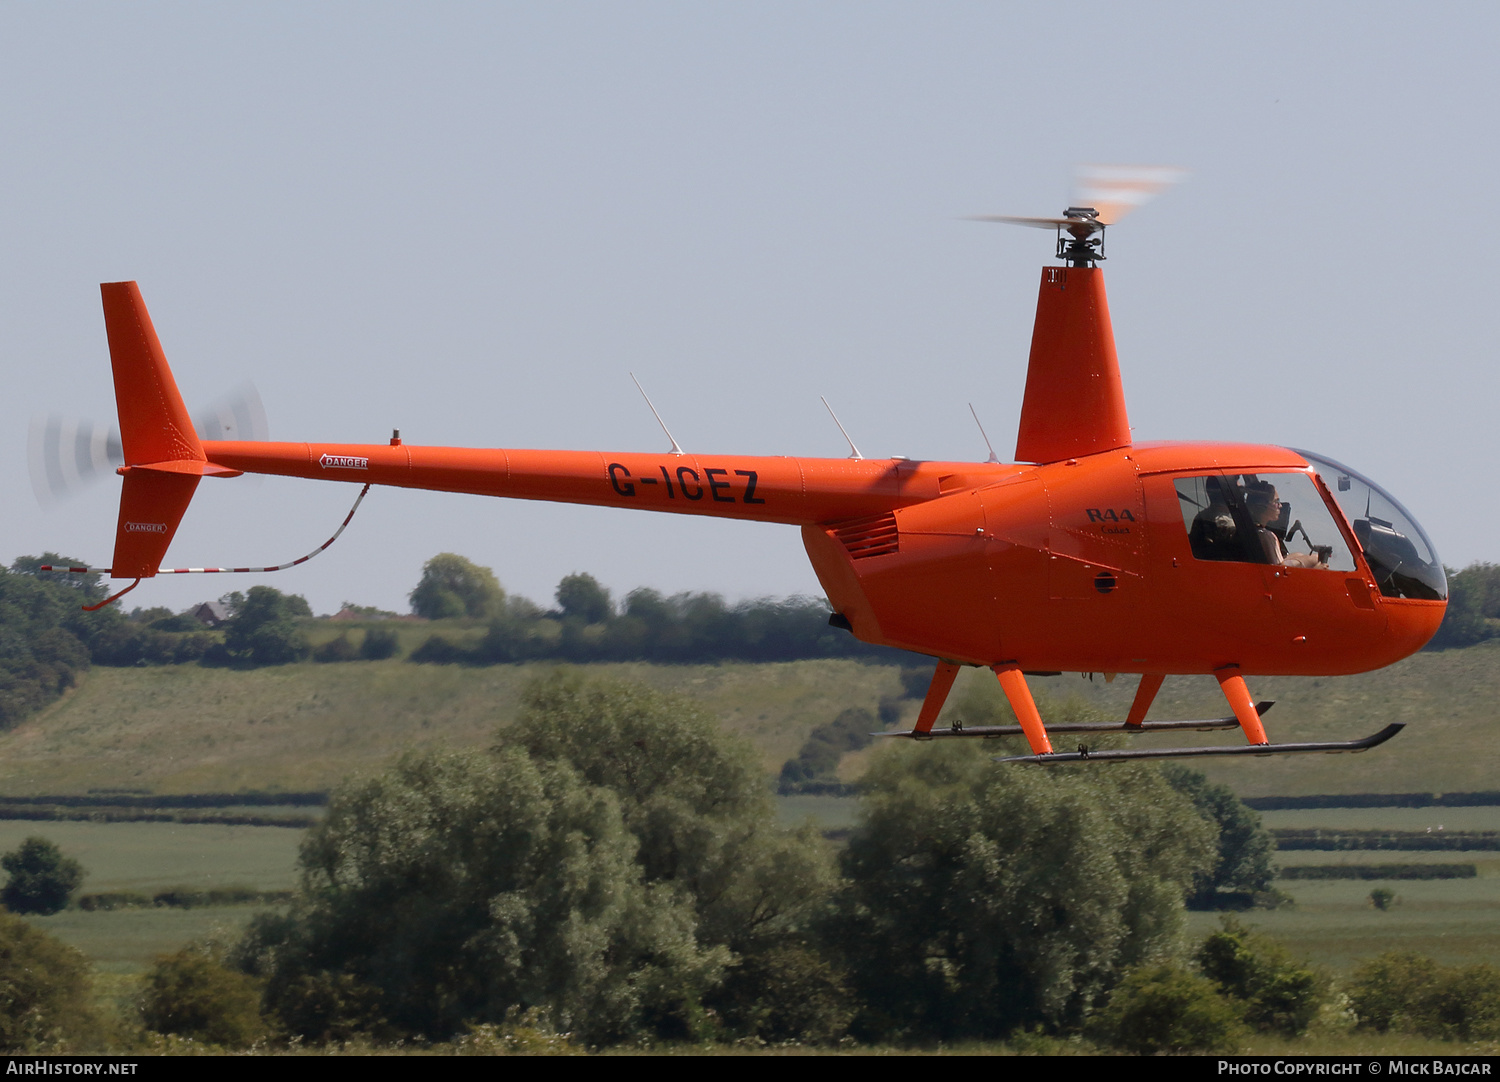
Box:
left=193, top=383, right=268, bottom=442
left=28, top=414, right=123, bottom=506
left=30, top=383, right=267, bottom=506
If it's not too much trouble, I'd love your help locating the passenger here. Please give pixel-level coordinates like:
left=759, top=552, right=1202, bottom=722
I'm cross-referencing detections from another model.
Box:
left=1245, top=482, right=1325, bottom=568
left=1188, top=477, right=1238, bottom=560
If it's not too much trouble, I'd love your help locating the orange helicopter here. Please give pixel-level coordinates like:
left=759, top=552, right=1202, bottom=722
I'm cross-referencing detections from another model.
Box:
left=39, top=172, right=1447, bottom=763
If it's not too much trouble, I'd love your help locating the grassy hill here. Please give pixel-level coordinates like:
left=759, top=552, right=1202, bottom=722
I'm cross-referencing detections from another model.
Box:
left=0, top=657, right=909, bottom=795
left=0, top=641, right=1494, bottom=798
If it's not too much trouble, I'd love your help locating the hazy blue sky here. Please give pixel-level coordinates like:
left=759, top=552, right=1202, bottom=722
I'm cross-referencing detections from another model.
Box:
left=4, top=3, right=1493, bottom=615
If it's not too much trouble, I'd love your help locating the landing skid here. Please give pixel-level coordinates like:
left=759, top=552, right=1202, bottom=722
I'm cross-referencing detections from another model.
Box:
left=879, top=701, right=1273, bottom=741
left=993, top=723, right=1404, bottom=764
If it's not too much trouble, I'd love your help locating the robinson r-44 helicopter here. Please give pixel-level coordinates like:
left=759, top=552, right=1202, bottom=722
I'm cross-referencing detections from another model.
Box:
left=37, top=172, right=1447, bottom=763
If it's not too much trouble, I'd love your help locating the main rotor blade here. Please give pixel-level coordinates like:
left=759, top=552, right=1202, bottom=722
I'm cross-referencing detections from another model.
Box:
left=964, top=215, right=1079, bottom=229
left=1074, top=164, right=1187, bottom=225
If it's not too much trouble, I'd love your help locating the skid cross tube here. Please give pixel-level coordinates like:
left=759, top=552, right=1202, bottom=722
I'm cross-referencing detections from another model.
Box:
left=879, top=702, right=1272, bottom=741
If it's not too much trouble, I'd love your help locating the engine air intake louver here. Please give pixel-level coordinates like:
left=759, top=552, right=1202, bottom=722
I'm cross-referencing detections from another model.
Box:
left=832, top=512, right=899, bottom=559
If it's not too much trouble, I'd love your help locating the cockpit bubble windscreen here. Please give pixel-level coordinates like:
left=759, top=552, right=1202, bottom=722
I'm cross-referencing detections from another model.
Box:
left=1293, top=450, right=1447, bottom=601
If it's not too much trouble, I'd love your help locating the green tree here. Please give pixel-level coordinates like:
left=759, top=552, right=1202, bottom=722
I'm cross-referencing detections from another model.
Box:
left=140, top=948, right=269, bottom=1049
left=240, top=673, right=842, bottom=1045
left=503, top=673, right=836, bottom=955
left=409, top=553, right=506, bottom=620
left=1426, top=562, right=1500, bottom=650
left=0, top=556, right=109, bottom=728
left=1, top=837, right=84, bottom=915
left=1197, top=916, right=1324, bottom=1037
left=1162, top=766, right=1277, bottom=907
left=221, top=586, right=311, bottom=666
left=838, top=741, right=1216, bottom=1041
left=1098, top=963, right=1244, bottom=1054
left=243, top=747, right=725, bottom=1043
left=0, top=910, right=99, bottom=1051
left=555, top=573, right=612, bottom=624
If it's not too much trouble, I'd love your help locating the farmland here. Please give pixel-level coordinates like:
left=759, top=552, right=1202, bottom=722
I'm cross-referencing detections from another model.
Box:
left=0, top=639, right=1495, bottom=1051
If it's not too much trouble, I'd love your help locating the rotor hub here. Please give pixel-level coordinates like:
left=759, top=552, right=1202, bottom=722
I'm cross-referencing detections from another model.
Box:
left=1057, top=207, right=1105, bottom=267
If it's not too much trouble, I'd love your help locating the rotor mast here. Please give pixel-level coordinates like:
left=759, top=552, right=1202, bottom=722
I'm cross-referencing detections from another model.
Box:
left=1055, top=207, right=1105, bottom=267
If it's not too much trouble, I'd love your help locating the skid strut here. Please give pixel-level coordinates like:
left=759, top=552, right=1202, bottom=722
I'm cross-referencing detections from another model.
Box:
left=879, top=664, right=1403, bottom=765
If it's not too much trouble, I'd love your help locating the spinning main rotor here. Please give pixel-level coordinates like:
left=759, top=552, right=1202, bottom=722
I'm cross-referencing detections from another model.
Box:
left=969, top=164, right=1187, bottom=265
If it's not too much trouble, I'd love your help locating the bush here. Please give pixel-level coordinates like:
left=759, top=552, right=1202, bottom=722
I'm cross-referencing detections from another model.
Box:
left=778, top=707, right=875, bottom=793
left=262, top=969, right=386, bottom=1045
left=1197, top=917, right=1324, bottom=1037
left=1348, top=952, right=1500, bottom=1040
left=0, top=910, right=99, bottom=1051
left=1347, top=951, right=1438, bottom=1033
left=837, top=737, right=1216, bottom=1041
left=140, top=948, right=269, bottom=1048
left=1, top=837, right=84, bottom=915
left=1098, top=963, right=1243, bottom=1054
left=313, top=633, right=358, bottom=663
left=708, top=943, right=853, bottom=1044
left=360, top=626, right=400, bottom=660
left=409, top=634, right=470, bottom=665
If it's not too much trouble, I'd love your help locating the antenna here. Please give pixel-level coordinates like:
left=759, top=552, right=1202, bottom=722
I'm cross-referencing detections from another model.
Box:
left=820, top=396, right=864, bottom=460
left=630, top=373, right=685, bottom=456
left=969, top=403, right=1001, bottom=464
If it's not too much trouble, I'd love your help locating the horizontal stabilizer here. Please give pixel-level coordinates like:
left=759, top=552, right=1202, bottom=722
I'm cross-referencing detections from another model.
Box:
left=111, top=470, right=202, bottom=578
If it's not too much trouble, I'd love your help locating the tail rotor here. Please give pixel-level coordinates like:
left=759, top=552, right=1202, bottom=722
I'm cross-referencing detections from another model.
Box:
left=29, top=384, right=266, bottom=506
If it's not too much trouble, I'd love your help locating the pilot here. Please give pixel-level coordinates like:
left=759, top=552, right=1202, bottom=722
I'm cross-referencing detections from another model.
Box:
left=1245, top=482, right=1325, bottom=568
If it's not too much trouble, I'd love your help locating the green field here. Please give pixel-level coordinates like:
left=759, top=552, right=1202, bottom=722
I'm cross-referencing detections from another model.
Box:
left=4, top=643, right=1499, bottom=1026
left=5, top=641, right=1497, bottom=798
left=0, top=821, right=302, bottom=895
left=0, top=658, right=911, bottom=794
left=1187, top=871, right=1500, bottom=972
left=0, top=820, right=302, bottom=975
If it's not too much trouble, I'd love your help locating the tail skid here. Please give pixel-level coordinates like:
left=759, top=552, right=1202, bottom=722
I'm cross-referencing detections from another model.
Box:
left=39, top=483, right=372, bottom=602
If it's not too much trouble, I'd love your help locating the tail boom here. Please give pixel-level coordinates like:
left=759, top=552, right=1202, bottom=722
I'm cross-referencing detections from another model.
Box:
left=202, top=440, right=1014, bottom=527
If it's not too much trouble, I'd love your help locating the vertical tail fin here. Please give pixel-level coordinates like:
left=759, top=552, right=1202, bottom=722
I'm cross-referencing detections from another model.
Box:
left=1013, top=266, right=1131, bottom=464
left=101, top=282, right=206, bottom=578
